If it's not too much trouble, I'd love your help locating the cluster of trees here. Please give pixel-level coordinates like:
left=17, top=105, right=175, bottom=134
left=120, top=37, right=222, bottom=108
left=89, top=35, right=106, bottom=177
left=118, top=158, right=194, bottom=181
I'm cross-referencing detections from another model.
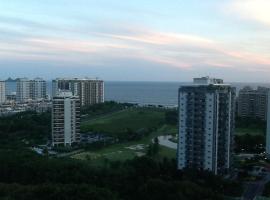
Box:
left=234, top=117, right=266, bottom=153
left=263, top=182, right=270, bottom=197
left=81, top=101, right=134, bottom=116
left=0, top=149, right=242, bottom=200
left=235, top=134, right=265, bottom=153
left=0, top=111, right=51, bottom=148
left=165, top=110, right=178, bottom=125
left=147, top=137, right=160, bottom=156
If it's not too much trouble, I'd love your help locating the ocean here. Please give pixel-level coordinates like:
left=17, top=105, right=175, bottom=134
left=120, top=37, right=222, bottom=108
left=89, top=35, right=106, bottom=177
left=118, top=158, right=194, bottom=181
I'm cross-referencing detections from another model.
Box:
left=105, top=82, right=270, bottom=107
left=6, top=81, right=270, bottom=107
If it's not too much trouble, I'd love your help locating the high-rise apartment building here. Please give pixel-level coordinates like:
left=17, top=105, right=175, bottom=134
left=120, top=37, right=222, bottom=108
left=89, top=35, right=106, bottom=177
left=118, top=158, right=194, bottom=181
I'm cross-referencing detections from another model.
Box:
left=5, top=78, right=16, bottom=95
left=238, top=86, right=269, bottom=121
left=16, top=78, right=30, bottom=102
left=16, top=78, right=47, bottom=102
left=30, top=78, right=47, bottom=100
left=52, top=91, right=80, bottom=146
left=52, top=78, right=104, bottom=106
left=0, top=80, right=6, bottom=104
left=177, top=77, right=235, bottom=175
left=265, top=90, right=270, bottom=157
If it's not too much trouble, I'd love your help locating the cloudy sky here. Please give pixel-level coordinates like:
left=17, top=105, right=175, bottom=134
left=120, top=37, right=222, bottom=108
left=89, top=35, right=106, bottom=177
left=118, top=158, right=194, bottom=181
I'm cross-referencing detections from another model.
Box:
left=0, top=0, right=270, bottom=81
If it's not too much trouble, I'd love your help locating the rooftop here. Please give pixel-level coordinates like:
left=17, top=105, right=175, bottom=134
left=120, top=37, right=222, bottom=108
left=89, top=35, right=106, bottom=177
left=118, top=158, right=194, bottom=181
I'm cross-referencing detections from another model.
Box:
left=55, top=77, right=102, bottom=81
left=193, top=76, right=224, bottom=85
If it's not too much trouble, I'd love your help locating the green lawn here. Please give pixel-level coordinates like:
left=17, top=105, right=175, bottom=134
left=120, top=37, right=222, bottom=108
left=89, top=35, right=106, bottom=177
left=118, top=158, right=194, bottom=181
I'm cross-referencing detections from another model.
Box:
left=73, top=108, right=177, bottom=164
left=235, top=128, right=264, bottom=136
left=72, top=143, right=177, bottom=165
left=81, top=107, right=165, bottom=135
left=72, top=124, right=177, bottom=163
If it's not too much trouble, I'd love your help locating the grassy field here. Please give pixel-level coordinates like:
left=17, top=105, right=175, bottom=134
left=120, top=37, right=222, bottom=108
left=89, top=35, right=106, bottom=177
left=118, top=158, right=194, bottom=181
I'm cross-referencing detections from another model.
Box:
left=72, top=107, right=178, bottom=164
left=72, top=143, right=176, bottom=165
left=72, top=124, right=177, bottom=164
left=235, top=128, right=264, bottom=136
left=81, top=107, right=166, bottom=135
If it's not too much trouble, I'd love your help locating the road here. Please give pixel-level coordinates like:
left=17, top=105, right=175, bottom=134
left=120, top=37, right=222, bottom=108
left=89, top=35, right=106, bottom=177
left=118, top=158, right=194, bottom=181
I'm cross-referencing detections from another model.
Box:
left=156, top=135, right=177, bottom=149
left=242, top=173, right=270, bottom=200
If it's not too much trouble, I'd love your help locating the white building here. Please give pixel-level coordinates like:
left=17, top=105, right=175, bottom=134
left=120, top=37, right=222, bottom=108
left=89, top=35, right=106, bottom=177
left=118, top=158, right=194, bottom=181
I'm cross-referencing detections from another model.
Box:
left=52, top=78, right=104, bottom=106
left=30, top=78, right=47, bottom=100
left=177, top=77, right=235, bottom=175
left=52, top=91, right=80, bottom=146
left=0, top=80, right=6, bottom=104
left=16, top=78, right=30, bottom=102
left=266, top=91, right=270, bottom=156
left=16, top=78, right=47, bottom=102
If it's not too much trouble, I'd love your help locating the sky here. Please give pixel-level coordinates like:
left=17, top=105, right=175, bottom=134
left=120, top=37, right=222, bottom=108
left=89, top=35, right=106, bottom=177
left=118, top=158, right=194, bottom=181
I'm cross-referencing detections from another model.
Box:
left=1, top=0, right=270, bottom=82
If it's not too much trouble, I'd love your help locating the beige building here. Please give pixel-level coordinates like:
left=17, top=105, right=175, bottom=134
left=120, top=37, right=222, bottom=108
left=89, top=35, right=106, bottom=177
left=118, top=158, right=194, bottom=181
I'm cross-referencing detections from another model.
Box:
left=52, top=91, right=80, bottom=146
left=52, top=78, right=104, bottom=106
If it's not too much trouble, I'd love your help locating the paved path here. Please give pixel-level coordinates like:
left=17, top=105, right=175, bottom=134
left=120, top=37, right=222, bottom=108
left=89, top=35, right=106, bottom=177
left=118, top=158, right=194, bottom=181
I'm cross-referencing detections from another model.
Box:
left=156, top=135, right=177, bottom=149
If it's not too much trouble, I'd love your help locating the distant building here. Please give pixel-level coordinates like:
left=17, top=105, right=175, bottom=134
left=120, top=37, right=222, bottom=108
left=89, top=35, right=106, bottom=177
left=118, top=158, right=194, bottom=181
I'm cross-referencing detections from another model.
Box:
left=16, top=78, right=30, bottom=102
left=52, top=91, right=80, bottom=146
left=0, top=80, right=6, bottom=104
left=29, top=78, right=47, bottom=100
left=266, top=91, right=270, bottom=157
left=52, top=78, right=104, bottom=106
left=6, top=93, right=16, bottom=102
left=238, top=86, right=270, bottom=121
left=16, top=78, right=47, bottom=102
left=177, top=77, right=235, bottom=175
left=5, top=78, right=16, bottom=95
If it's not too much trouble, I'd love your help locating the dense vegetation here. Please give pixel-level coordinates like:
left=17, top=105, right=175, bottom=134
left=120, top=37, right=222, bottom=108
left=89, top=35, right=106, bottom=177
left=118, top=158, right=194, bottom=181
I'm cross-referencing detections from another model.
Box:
left=263, top=182, right=270, bottom=197
left=81, top=107, right=167, bottom=141
left=234, top=117, right=266, bottom=153
left=0, top=103, right=245, bottom=199
left=0, top=149, right=242, bottom=200
left=81, top=101, right=134, bottom=116
left=0, top=111, right=51, bottom=148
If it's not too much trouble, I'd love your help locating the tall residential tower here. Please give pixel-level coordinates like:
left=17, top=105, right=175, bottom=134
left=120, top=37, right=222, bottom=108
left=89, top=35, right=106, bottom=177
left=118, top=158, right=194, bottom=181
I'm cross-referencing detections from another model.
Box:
left=238, top=86, right=269, bottom=121
left=52, top=91, right=80, bottom=146
left=16, top=78, right=30, bottom=102
left=29, top=78, right=47, bottom=100
left=177, top=77, right=235, bottom=175
left=0, top=80, right=6, bottom=104
left=16, top=78, right=47, bottom=102
left=52, top=78, right=104, bottom=106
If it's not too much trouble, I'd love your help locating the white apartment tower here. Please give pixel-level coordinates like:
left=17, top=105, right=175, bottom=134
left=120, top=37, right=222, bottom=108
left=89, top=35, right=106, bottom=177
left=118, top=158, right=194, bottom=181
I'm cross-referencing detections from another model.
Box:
left=266, top=91, right=270, bottom=156
left=30, top=78, right=47, bottom=100
left=0, top=80, right=6, bottom=104
left=52, top=91, right=80, bottom=146
left=177, top=77, right=235, bottom=175
left=52, top=78, right=104, bottom=106
left=16, top=78, right=30, bottom=102
left=16, top=78, right=47, bottom=102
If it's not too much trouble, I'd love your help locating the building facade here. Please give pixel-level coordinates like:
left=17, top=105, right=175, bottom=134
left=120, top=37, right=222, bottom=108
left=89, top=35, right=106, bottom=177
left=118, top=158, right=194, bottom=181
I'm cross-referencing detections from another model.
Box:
left=52, top=78, right=104, bottom=106
left=0, top=80, right=6, bottom=104
left=16, top=78, right=47, bottom=102
left=266, top=90, right=270, bottom=157
left=177, top=77, right=235, bottom=175
left=238, top=86, right=269, bottom=121
left=52, top=91, right=80, bottom=146
left=16, top=78, right=30, bottom=102
left=29, top=78, right=47, bottom=100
